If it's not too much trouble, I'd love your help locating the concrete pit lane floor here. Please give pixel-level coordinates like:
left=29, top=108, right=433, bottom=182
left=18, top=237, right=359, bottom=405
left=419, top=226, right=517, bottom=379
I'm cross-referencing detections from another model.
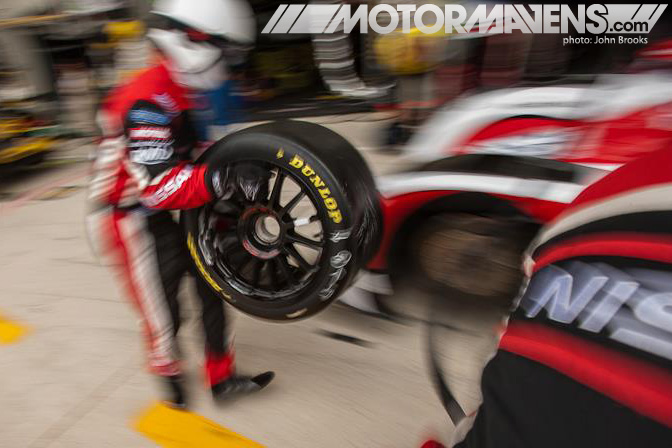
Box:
left=0, top=114, right=506, bottom=448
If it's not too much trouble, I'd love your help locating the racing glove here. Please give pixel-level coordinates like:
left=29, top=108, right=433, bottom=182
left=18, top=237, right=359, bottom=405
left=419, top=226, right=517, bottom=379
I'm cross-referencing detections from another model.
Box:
left=206, top=163, right=272, bottom=202
left=206, top=165, right=235, bottom=200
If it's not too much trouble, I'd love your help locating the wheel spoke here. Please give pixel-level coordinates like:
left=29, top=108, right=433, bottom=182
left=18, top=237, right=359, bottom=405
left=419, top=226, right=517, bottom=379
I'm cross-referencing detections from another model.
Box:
left=277, top=256, right=295, bottom=285
left=216, top=232, right=239, bottom=252
left=238, top=253, right=254, bottom=273
left=290, top=215, right=319, bottom=228
left=251, top=258, right=263, bottom=287
left=268, top=171, right=285, bottom=208
left=212, top=202, right=241, bottom=217
left=285, top=244, right=313, bottom=272
left=225, top=244, right=246, bottom=263
left=269, top=258, right=280, bottom=290
left=286, top=231, right=324, bottom=249
left=279, top=191, right=305, bottom=217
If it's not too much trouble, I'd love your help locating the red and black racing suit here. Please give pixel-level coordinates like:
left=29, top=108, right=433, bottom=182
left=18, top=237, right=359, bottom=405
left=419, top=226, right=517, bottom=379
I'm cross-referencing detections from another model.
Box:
left=454, top=148, right=672, bottom=447
left=87, top=62, right=232, bottom=385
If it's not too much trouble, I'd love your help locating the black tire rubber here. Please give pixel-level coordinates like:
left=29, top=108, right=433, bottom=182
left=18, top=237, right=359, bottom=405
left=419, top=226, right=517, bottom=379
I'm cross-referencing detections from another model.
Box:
left=411, top=213, right=531, bottom=306
left=182, top=121, right=382, bottom=321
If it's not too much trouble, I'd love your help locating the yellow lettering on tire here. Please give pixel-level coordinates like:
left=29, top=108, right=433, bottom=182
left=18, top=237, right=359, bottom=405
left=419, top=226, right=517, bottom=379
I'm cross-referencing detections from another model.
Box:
left=289, top=155, right=304, bottom=168
left=286, top=153, right=344, bottom=225
left=301, top=165, right=315, bottom=177
left=318, top=187, right=331, bottom=199
left=324, top=198, right=338, bottom=210
left=310, top=175, right=325, bottom=189
left=328, top=210, right=343, bottom=223
left=187, top=234, right=230, bottom=299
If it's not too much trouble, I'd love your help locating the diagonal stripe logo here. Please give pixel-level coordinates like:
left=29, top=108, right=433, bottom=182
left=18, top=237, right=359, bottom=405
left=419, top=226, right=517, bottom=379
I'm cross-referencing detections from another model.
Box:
left=261, top=3, right=669, bottom=35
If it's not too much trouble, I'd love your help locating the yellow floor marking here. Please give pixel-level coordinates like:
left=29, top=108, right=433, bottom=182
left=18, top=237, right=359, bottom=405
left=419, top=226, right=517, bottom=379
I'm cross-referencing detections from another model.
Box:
left=0, top=314, right=29, bottom=344
left=134, top=402, right=264, bottom=448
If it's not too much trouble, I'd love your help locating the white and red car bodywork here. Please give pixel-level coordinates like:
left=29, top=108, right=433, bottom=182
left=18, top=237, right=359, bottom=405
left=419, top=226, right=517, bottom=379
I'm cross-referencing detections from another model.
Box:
left=365, top=72, right=672, bottom=276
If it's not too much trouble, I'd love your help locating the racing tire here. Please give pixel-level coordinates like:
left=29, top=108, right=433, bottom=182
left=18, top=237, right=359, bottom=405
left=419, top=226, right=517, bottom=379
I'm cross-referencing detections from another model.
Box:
left=182, top=121, right=382, bottom=321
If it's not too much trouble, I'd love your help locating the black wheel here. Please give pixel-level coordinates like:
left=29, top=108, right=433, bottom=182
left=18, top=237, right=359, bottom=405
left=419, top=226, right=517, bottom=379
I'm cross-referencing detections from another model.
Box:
left=411, top=213, right=531, bottom=305
left=182, top=121, right=382, bottom=321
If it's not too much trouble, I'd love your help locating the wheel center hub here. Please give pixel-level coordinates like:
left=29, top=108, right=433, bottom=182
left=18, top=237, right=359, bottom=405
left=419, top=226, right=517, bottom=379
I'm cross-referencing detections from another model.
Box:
left=255, top=215, right=282, bottom=244
left=239, top=206, right=284, bottom=259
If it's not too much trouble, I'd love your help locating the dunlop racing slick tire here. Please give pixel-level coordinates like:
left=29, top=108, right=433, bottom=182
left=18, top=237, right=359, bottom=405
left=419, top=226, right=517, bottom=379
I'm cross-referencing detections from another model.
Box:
left=182, top=121, right=382, bottom=321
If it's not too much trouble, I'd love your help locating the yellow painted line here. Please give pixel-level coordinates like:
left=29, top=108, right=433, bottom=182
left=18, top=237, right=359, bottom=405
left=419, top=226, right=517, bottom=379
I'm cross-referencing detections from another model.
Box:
left=0, top=314, right=29, bottom=344
left=134, top=402, right=264, bottom=447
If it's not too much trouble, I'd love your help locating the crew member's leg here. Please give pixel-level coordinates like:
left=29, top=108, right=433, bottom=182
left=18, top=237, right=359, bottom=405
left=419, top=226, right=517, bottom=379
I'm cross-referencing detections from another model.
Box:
left=97, top=208, right=187, bottom=405
left=194, top=275, right=235, bottom=387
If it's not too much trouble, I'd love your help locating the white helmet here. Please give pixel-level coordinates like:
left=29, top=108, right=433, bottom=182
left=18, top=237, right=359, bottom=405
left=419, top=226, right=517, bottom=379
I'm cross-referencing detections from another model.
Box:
left=148, top=0, right=256, bottom=90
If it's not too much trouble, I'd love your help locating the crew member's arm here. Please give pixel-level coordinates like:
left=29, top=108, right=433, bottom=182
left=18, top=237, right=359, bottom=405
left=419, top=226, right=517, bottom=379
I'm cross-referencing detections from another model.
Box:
left=123, top=101, right=230, bottom=209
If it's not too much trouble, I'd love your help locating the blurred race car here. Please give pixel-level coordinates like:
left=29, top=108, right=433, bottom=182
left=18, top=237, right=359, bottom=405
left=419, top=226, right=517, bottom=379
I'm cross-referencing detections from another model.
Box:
left=346, top=43, right=672, bottom=312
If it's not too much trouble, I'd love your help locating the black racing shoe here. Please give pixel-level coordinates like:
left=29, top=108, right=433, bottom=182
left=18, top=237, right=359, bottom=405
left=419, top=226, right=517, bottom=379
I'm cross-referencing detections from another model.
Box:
left=162, top=374, right=188, bottom=410
left=212, top=371, right=275, bottom=403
